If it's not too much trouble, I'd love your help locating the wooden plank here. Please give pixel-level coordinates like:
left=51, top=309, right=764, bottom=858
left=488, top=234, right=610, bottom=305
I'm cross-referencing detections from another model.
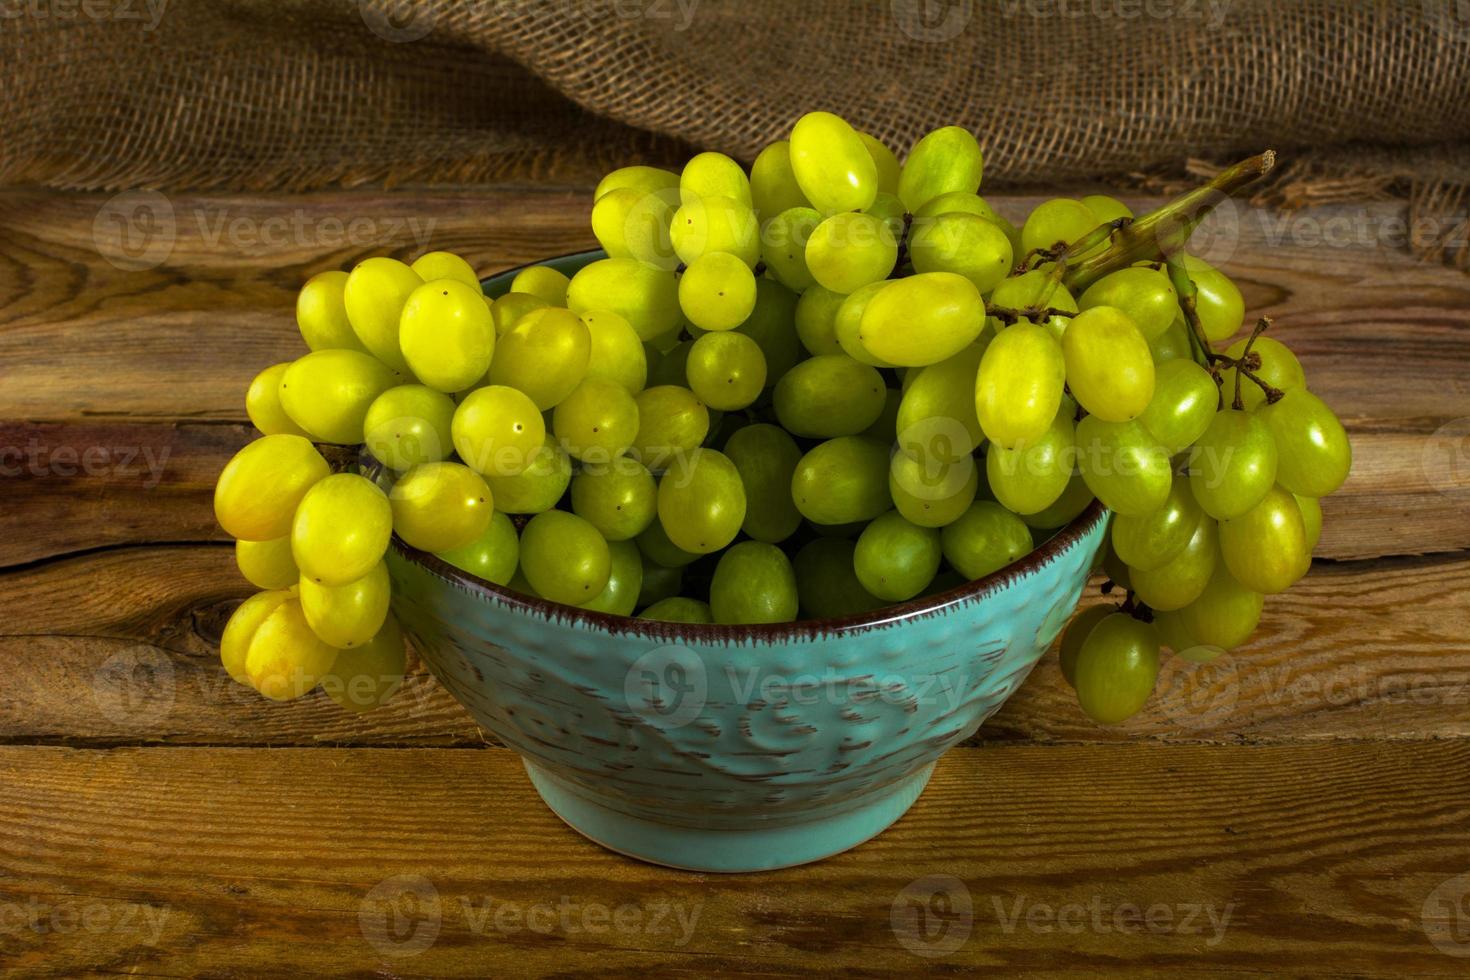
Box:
left=0, top=742, right=1465, bottom=976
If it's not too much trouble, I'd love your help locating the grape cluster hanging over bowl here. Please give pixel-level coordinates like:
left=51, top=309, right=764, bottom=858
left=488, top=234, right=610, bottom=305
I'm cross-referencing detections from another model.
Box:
left=215, top=110, right=1349, bottom=730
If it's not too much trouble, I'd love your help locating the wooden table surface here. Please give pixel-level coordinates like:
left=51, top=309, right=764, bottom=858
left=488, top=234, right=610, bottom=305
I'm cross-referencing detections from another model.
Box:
left=2, top=184, right=1469, bottom=977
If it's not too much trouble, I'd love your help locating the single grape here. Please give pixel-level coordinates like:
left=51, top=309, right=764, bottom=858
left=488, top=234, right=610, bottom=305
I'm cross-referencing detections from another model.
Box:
left=1152, top=609, right=1204, bottom=656
left=860, top=272, right=985, bottom=367
left=1138, top=358, right=1219, bottom=454
left=1078, top=267, right=1178, bottom=341
left=792, top=538, right=884, bottom=619
left=1179, top=255, right=1245, bottom=342
left=1130, top=516, right=1218, bottom=611
left=296, top=270, right=368, bottom=353
left=1222, top=336, right=1304, bottom=410
left=680, top=151, right=752, bottom=206
left=1188, top=408, right=1279, bottom=520
left=279, top=349, right=400, bottom=445
left=1080, top=195, right=1133, bottom=223
left=214, top=434, right=330, bottom=541
left=1218, top=485, right=1310, bottom=594
left=789, top=111, right=879, bottom=215
left=236, top=535, right=299, bottom=590
left=342, top=257, right=422, bottom=373
left=595, top=164, right=681, bottom=202
left=520, top=510, right=612, bottom=605
left=940, top=500, right=1034, bottom=580
left=1110, top=474, right=1203, bottom=571
left=631, top=385, right=710, bottom=470
left=858, top=131, right=901, bottom=195
left=590, top=185, right=678, bottom=268
left=750, top=141, right=811, bottom=219
left=854, top=511, right=942, bottom=601
left=1257, top=388, right=1352, bottom=497
left=570, top=459, right=658, bottom=541
left=723, top=423, right=803, bottom=543
left=580, top=539, right=643, bottom=616
left=909, top=212, right=1013, bottom=293
left=657, top=449, right=746, bottom=554
left=914, top=190, right=1002, bottom=224
left=736, top=278, right=802, bottom=383
left=438, top=510, right=520, bottom=585
left=794, top=284, right=847, bottom=356
left=635, top=519, right=701, bottom=568
left=1062, top=306, right=1155, bottom=422
left=580, top=309, right=648, bottom=395
left=220, top=589, right=294, bottom=685
left=1074, top=416, right=1172, bottom=517
left=1072, top=613, right=1160, bottom=724
left=322, top=615, right=407, bottom=712
left=805, top=211, right=897, bottom=294
left=566, top=258, right=681, bottom=341
left=987, top=269, right=1077, bottom=338
left=637, top=558, right=683, bottom=608
left=484, top=434, right=571, bottom=514
left=1020, top=470, right=1096, bottom=530
left=897, top=343, right=986, bottom=461
left=833, top=281, right=897, bottom=367
left=976, top=321, right=1065, bottom=449
left=489, top=291, right=549, bottom=337
left=1019, top=199, right=1097, bottom=257
left=773, top=354, right=885, bottom=437
left=452, top=384, right=546, bottom=477
left=1176, top=560, right=1263, bottom=650
left=291, top=473, right=393, bottom=586
left=1058, top=603, right=1113, bottom=688
left=399, top=279, right=495, bottom=393
left=390, top=461, right=493, bottom=553
left=1148, top=317, right=1192, bottom=363
left=487, top=307, right=592, bottom=410
left=897, top=126, right=984, bottom=213
left=1296, top=493, right=1323, bottom=552
left=791, top=436, right=891, bottom=525
left=245, top=598, right=340, bottom=702
left=299, top=560, right=390, bottom=648
left=671, top=195, right=761, bottom=267
left=760, top=206, right=822, bottom=291
left=639, top=596, right=714, bottom=624
left=686, top=331, right=767, bottom=410
left=411, top=251, right=479, bottom=289
left=365, top=384, right=456, bottom=471
left=553, top=378, right=640, bottom=463
left=710, top=541, right=799, bottom=624
left=679, top=251, right=758, bottom=331
left=510, top=265, right=570, bottom=307
left=246, top=362, right=308, bottom=437
left=986, top=406, right=1075, bottom=516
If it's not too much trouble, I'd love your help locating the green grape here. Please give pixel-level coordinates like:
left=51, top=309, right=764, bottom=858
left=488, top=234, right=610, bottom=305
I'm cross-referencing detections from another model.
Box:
left=487, top=307, right=592, bottom=410
left=891, top=448, right=978, bottom=527
left=438, top=510, right=519, bottom=585
left=914, top=190, right=1001, bottom=223
left=566, top=258, right=681, bottom=341
left=723, top=423, right=803, bottom=543
left=684, top=331, right=767, bottom=411
left=1075, top=416, right=1172, bottom=517
left=976, top=321, right=1065, bottom=449
left=299, top=559, right=390, bottom=648
left=897, top=343, right=985, bottom=461
left=291, top=473, right=393, bottom=586
left=897, top=126, right=984, bottom=213
left=632, top=385, right=710, bottom=469
left=834, top=281, right=896, bottom=367
left=279, top=349, right=400, bottom=445
left=986, top=269, right=1077, bottom=338
left=639, top=596, right=714, bottom=624
left=452, top=384, right=545, bottom=477
left=1111, top=474, right=1202, bottom=571
left=638, top=558, right=683, bottom=607
left=865, top=191, right=908, bottom=240
left=1019, top=199, right=1097, bottom=258
left=1188, top=408, right=1279, bottom=519
left=854, top=511, right=942, bottom=601
left=761, top=206, right=822, bottom=291
left=1072, top=613, right=1160, bottom=724
left=1148, top=317, right=1192, bottom=363
left=220, top=589, right=294, bottom=685
left=399, top=279, right=495, bottom=393
left=1061, top=306, right=1155, bottom=422
left=858, top=131, right=901, bottom=195
left=235, top=535, right=298, bottom=590
left=1138, top=358, right=1219, bottom=454
left=792, top=538, right=883, bottom=619
left=750, top=141, right=811, bottom=219
left=510, top=265, right=570, bottom=307
left=986, top=406, right=1075, bottom=515
left=864, top=387, right=902, bottom=443
left=710, top=541, right=799, bottom=624
left=1058, top=604, right=1114, bottom=688
left=553, top=378, right=640, bottom=463
left=1152, top=609, right=1203, bottom=656
left=1020, top=470, right=1095, bottom=530
left=1101, top=538, right=1133, bottom=590
left=214, top=434, right=330, bottom=541
left=671, top=195, right=761, bottom=267
left=940, top=500, right=1033, bottom=580
left=365, top=384, right=455, bottom=471
left=296, top=270, right=368, bottom=353
left=1296, top=493, right=1322, bottom=552
left=1079, top=195, right=1133, bottom=223
left=795, top=284, right=847, bottom=356
left=390, top=461, right=493, bottom=553
left=789, top=110, right=879, bottom=215
left=1130, top=516, right=1217, bottom=611
left=1258, top=389, right=1351, bottom=497
left=860, top=272, right=985, bottom=366
left=679, top=252, right=757, bottom=331
left=1179, top=255, right=1244, bottom=342
left=489, top=291, right=549, bottom=337
left=579, top=309, right=648, bottom=395
left=570, top=459, right=658, bottom=541
left=792, top=436, right=891, bottom=525
left=520, top=510, right=611, bottom=605
left=1221, top=336, right=1304, bottom=411
left=485, top=435, right=571, bottom=514
left=736, top=278, right=802, bottom=383
left=590, top=185, right=678, bottom=268
left=342, top=257, right=422, bottom=373
left=647, top=339, right=692, bottom=388
left=595, top=165, right=680, bottom=201
left=245, top=598, right=339, bottom=701
left=1078, top=267, right=1178, bottom=341
left=1219, top=485, right=1309, bottom=594
left=657, top=449, right=746, bottom=554
left=773, top=354, right=885, bottom=437
left=1176, top=560, right=1263, bottom=650
left=635, top=519, right=701, bottom=568
left=322, top=615, right=406, bottom=712
left=246, top=362, right=309, bottom=438
left=805, top=211, right=897, bottom=294
left=680, top=151, right=752, bottom=206
left=580, top=539, right=643, bottom=615
left=909, top=212, right=1013, bottom=293
left=411, top=251, right=479, bottom=289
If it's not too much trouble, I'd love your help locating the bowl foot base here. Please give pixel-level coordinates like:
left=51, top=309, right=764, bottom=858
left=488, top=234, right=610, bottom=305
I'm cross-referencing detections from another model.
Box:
left=523, top=760, right=935, bottom=873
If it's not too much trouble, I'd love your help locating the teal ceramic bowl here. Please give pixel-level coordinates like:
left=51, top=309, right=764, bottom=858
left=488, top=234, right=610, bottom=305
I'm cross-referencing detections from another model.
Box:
left=384, top=251, right=1109, bottom=873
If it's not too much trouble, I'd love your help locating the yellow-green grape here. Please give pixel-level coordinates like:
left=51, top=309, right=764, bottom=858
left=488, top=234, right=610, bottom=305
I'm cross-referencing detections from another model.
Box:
left=399, top=279, right=495, bottom=393
left=1149, top=317, right=1192, bottom=363
left=657, top=448, right=746, bottom=554
left=1221, top=336, right=1304, bottom=410
left=1058, top=604, right=1113, bottom=688
left=236, top=535, right=299, bottom=590
left=364, top=384, right=455, bottom=472
left=1075, top=416, right=1172, bottom=517
left=635, top=519, right=701, bottom=568
left=795, top=284, right=847, bottom=356
left=723, top=423, right=803, bottom=543
left=890, top=448, right=978, bottom=527
left=299, top=560, right=390, bottom=649
left=437, top=510, right=519, bottom=585
left=411, top=251, right=479, bottom=289
left=987, top=269, right=1077, bottom=338
left=1153, top=609, right=1203, bottom=656
left=580, top=310, right=648, bottom=395
left=685, top=331, right=766, bottom=411
left=631, top=385, right=710, bottom=469
left=1079, top=267, right=1178, bottom=341
left=986, top=407, right=1075, bottom=515
left=489, top=291, right=549, bottom=337
left=750, top=141, right=811, bottom=218
left=976, top=321, right=1065, bottom=448
left=590, top=185, right=679, bottom=269
left=792, top=436, right=892, bottom=525
left=638, top=559, right=683, bottom=607
left=566, top=258, right=682, bottom=341
left=1188, top=408, right=1279, bottom=520
left=1062, top=306, right=1155, bottom=421
left=897, top=344, right=985, bottom=462
left=1111, top=474, right=1203, bottom=571
left=865, top=191, right=907, bottom=240
left=679, top=251, right=757, bottom=331
left=910, top=212, right=1013, bottom=293
left=915, top=190, right=1000, bottom=223
left=245, top=598, right=339, bottom=702
left=1072, top=613, right=1160, bottom=724
left=1080, top=195, right=1133, bottom=223
left=940, top=500, right=1034, bottom=580
left=897, top=126, right=984, bottom=213
left=806, top=211, right=898, bottom=295
left=520, top=510, right=611, bottom=605
left=246, top=362, right=309, bottom=437
left=322, top=616, right=406, bottom=712
left=485, top=435, right=571, bottom=514
left=792, top=538, right=883, bottom=619
left=680, top=151, right=751, bottom=206
left=580, top=539, right=643, bottom=615
left=220, top=589, right=293, bottom=685
left=1296, top=493, right=1322, bottom=552
left=553, top=378, right=640, bottom=462
left=860, top=272, right=984, bottom=367
left=279, top=349, right=400, bottom=445
left=510, top=265, right=570, bottom=307
left=709, top=541, right=798, bottom=624
left=774, top=354, right=886, bottom=437
left=853, top=511, right=942, bottom=601
left=1139, top=358, right=1219, bottom=454
left=834, top=281, right=897, bottom=367
left=487, top=307, right=591, bottom=410
left=736, top=278, right=802, bottom=384
left=1257, top=389, right=1352, bottom=497
left=1219, top=485, right=1310, bottom=594
left=595, top=164, right=681, bottom=202
left=342, top=257, right=421, bottom=373
left=671, top=195, right=761, bottom=267
left=1176, top=560, right=1263, bottom=650
left=858, top=131, right=901, bottom=195
left=570, top=460, right=658, bottom=541
left=761, top=206, right=822, bottom=291
left=291, top=473, right=393, bottom=586
left=788, top=110, right=878, bottom=215
left=296, top=270, right=368, bottom=353
left=214, top=434, right=330, bottom=541
left=1179, top=255, right=1245, bottom=342
left=389, top=461, right=492, bottom=553
left=1019, top=198, right=1097, bottom=257
left=639, top=596, right=714, bottom=624
left=451, top=384, right=545, bottom=477
left=505, top=568, right=539, bottom=597
left=1021, top=470, right=1095, bottom=530
left=1130, top=517, right=1218, bottom=611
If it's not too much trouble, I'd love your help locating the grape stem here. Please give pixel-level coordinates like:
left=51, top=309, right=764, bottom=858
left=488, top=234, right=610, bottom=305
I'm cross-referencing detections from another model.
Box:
left=1229, top=317, right=1285, bottom=409
left=985, top=303, right=1076, bottom=326
left=890, top=212, right=915, bottom=279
